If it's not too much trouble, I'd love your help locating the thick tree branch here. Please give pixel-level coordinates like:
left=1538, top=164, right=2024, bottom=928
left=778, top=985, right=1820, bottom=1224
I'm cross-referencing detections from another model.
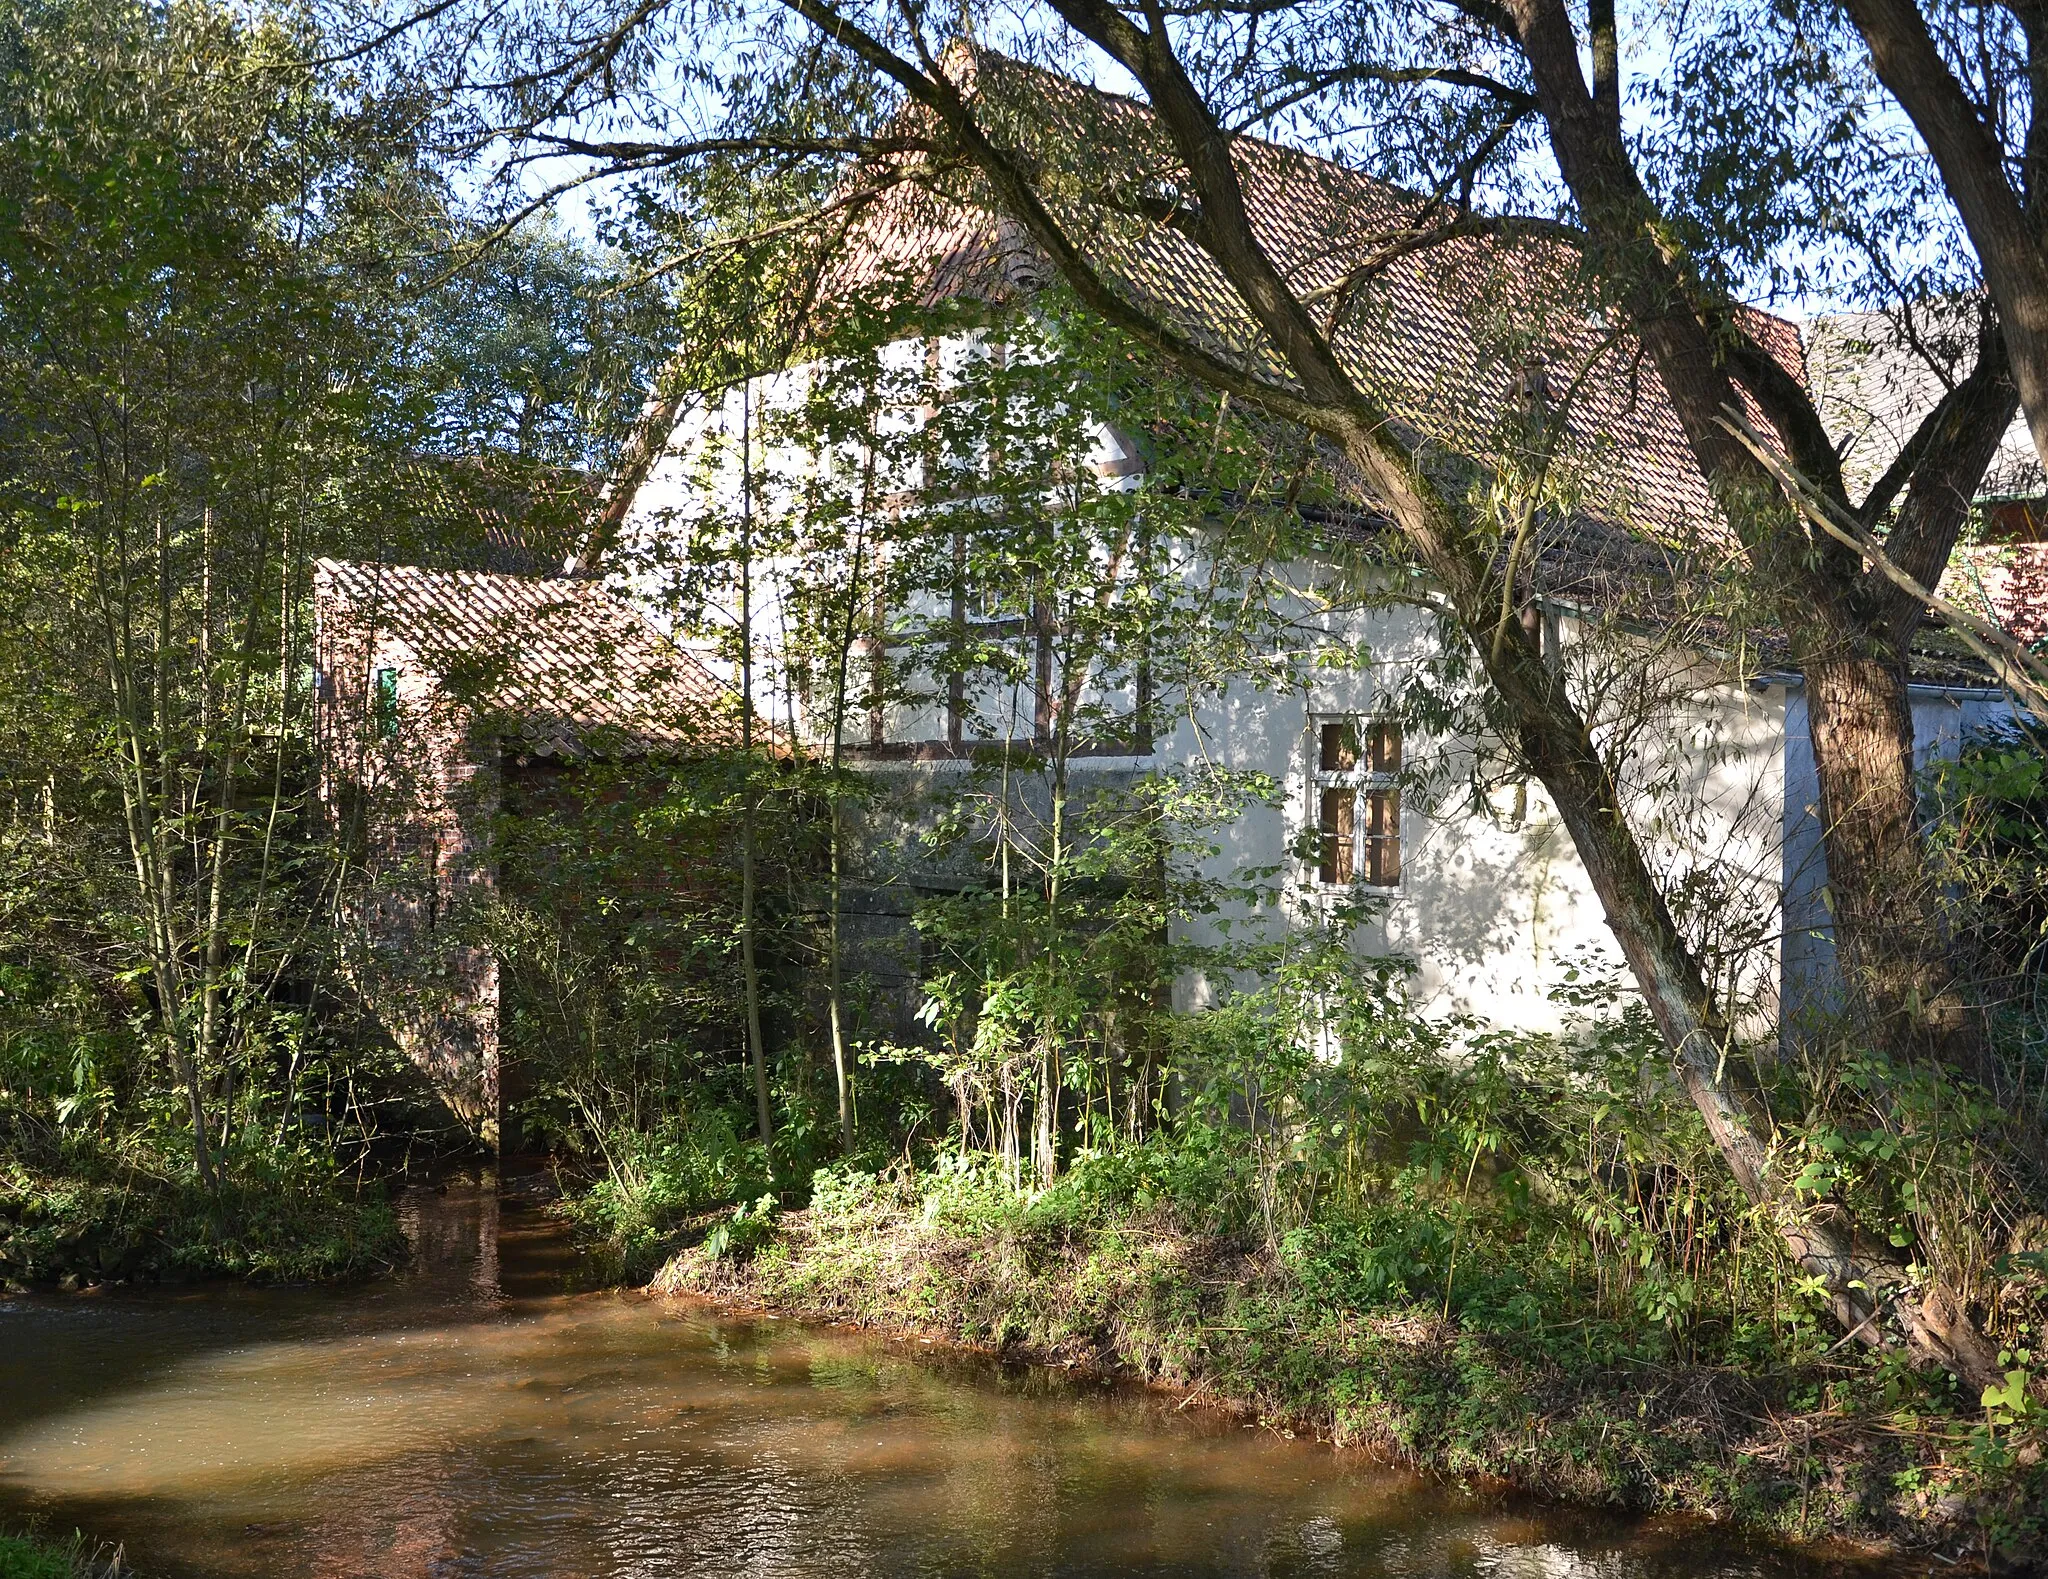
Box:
left=1719, top=318, right=1850, bottom=502
left=1296, top=204, right=1574, bottom=343
left=1044, top=0, right=1367, bottom=413
left=1866, top=329, right=2019, bottom=647
left=1501, top=0, right=1768, bottom=494
left=1588, top=0, right=1621, bottom=138
left=1858, top=309, right=2015, bottom=527
left=1724, top=409, right=2048, bottom=715
left=771, top=0, right=1347, bottom=429
left=1245, top=62, right=1536, bottom=128
left=528, top=131, right=922, bottom=163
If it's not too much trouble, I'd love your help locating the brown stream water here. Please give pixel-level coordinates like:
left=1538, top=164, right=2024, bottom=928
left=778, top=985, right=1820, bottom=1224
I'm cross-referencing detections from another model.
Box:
left=0, top=1176, right=1904, bottom=1578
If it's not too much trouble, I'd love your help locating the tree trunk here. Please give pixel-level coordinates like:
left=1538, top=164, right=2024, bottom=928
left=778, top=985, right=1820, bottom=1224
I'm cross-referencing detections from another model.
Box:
left=741, top=779, right=773, bottom=1153
left=738, top=395, right=774, bottom=1156
left=823, top=460, right=875, bottom=1159
left=1342, top=418, right=1998, bottom=1388
left=1800, top=647, right=1990, bottom=1079
left=1499, top=0, right=2002, bottom=1089
left=827, top=801, right=854, bottom=1155
left=826, top=0, right=2007, bottom=1380
left=1495, top=628, right=1998, bottom=1388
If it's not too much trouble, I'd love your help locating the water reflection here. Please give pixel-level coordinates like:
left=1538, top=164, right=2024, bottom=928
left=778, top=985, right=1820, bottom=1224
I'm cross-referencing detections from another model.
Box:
left=0, top=1177, right=1891, bottom=1578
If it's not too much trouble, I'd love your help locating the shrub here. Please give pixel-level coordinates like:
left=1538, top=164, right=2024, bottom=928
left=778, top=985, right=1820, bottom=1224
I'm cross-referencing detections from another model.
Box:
left=562, top=1113, right=769, bottom=1279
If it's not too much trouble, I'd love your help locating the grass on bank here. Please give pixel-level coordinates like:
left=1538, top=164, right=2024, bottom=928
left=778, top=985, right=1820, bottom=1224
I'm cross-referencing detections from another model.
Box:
left=0, top=1528, right=126, bottom=1579
left=0, top=1135, right=404, bottom=1288
left=555, top=1112, right=772, bottom=1282
left=646, top=1145, right=2047, bottom=1570
left=534, top=935, right=2048, bottom=1566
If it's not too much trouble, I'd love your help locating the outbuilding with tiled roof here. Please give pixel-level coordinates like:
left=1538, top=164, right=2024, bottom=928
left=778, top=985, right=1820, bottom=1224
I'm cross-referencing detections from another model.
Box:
left=313, top=558, right=737, bottom=1144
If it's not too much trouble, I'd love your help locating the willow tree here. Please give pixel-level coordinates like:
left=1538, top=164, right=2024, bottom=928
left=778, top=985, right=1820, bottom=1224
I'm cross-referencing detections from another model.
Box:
left=1830, top=0, right=2048, bottom=472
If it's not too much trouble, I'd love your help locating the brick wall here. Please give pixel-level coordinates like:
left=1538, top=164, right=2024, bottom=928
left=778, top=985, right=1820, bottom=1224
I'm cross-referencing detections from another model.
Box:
left=315, top=565, right=504, bottom=1148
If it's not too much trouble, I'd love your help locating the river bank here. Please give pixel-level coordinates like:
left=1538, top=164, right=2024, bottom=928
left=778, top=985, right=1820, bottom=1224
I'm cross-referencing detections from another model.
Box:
left=650, top=1166, right=2048, bottom=1575
left=0, top=1155, right=405, bottom=1291
left=3, top=1174, right=1895, bottom=1579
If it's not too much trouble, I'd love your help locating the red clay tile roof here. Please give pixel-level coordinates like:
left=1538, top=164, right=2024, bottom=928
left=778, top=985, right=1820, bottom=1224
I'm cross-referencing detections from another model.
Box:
left=822, top=49, right=1802, bottom=555
left=737, top=55, right=2017, bottom=689
left=315, top=558, right=733, bottom=757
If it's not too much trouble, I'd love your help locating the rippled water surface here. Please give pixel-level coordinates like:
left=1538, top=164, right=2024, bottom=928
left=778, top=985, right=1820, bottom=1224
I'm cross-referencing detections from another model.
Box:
left=0, top=1177, right=1897, bottom=1578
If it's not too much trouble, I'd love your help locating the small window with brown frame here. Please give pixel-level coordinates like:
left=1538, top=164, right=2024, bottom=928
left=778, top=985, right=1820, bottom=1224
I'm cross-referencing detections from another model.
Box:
left=1313, top=715, right=1401, bottom=888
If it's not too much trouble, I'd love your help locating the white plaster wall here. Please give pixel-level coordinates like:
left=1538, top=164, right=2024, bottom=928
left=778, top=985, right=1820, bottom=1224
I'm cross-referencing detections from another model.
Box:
left=1781, top=683, right=2016, bottom=1027
left=1161, top=602, right=1790, bottom=1037
left=611, top=344, right=1143, bottom=744
left=607, top=370, right=825, bottom=736
left=609, top=337, right=2009, bottom=1044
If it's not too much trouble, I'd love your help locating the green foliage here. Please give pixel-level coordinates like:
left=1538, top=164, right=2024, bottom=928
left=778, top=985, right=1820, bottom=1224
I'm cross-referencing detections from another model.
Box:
left=1, top=816, right=416, bottom=1285
left=0, top=0, right=666, bottom=1254
left=0, top=1145, right=402, bottom=1287
left=0, top=1526, right=126, bottom=1579
left=414, top=220, right=668, bottom=472
left=903, top=763, right=1279, bottom=1188
left=493, top=757, right=785, bottom=1151
left=702, top=1193, right=781, bottom=1262
left=491, top=749, right=856, bottom=1245
left=1928, top=722, right=2048, bottom=1011
left=790, top=918, right=2044, bottom=1394
left=0, top=1533, right=80, bottom=1579
left=666, top=1075, right=2048, bottom=1557
left=560, top=1113, right=770, bottom=1279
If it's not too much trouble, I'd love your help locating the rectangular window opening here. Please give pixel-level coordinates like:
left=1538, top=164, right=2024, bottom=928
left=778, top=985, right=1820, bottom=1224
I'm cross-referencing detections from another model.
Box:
left=374, top=667, right=400, bottom=740
left=1314, top=714, right=1401, bottom=889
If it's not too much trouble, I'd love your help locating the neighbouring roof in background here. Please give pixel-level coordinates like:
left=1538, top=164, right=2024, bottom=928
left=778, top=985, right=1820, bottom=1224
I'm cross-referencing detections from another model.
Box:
left=819, top=47, right=1803, bottom=556
left=315, top=558, right=733, bottom=757
left=1803, top=311, right=2048, bottom=650
left=1806, top=310, right=2043, bottom=505
left=387, top=455, right=598, bottom=578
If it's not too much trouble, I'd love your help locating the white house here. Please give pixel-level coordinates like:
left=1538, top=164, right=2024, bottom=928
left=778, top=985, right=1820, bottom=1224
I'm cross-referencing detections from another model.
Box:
left=590, top=59, right=2025, bottom=1046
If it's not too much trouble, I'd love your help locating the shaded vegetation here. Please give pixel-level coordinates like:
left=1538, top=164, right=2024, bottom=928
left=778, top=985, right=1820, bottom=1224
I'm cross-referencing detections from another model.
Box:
left=0, top=0, right=657, bottom=1282
left=0, top=1149, right=401, bottom=1290
left=654, top=969, right=2048, bottom=1564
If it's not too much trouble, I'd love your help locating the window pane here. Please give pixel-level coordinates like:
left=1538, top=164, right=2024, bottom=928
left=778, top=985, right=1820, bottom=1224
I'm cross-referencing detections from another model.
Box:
left=1370, top=718, right=1402, bottom=773
left=1319, top=720, right=1357, bottom=772
left=374, top=668, right=400, bottom=741
left=1366, top=788, right=1401, bottom=886
left=1319, top=787, right=1355, bottom=885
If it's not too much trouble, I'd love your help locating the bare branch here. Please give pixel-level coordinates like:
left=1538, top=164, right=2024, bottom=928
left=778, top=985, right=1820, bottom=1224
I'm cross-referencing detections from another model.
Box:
left=313, top=0, right=486, bottom=68
left=527, top=131, right=922, bottom=163
left=1242, top=62, right=1536, bottom=129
